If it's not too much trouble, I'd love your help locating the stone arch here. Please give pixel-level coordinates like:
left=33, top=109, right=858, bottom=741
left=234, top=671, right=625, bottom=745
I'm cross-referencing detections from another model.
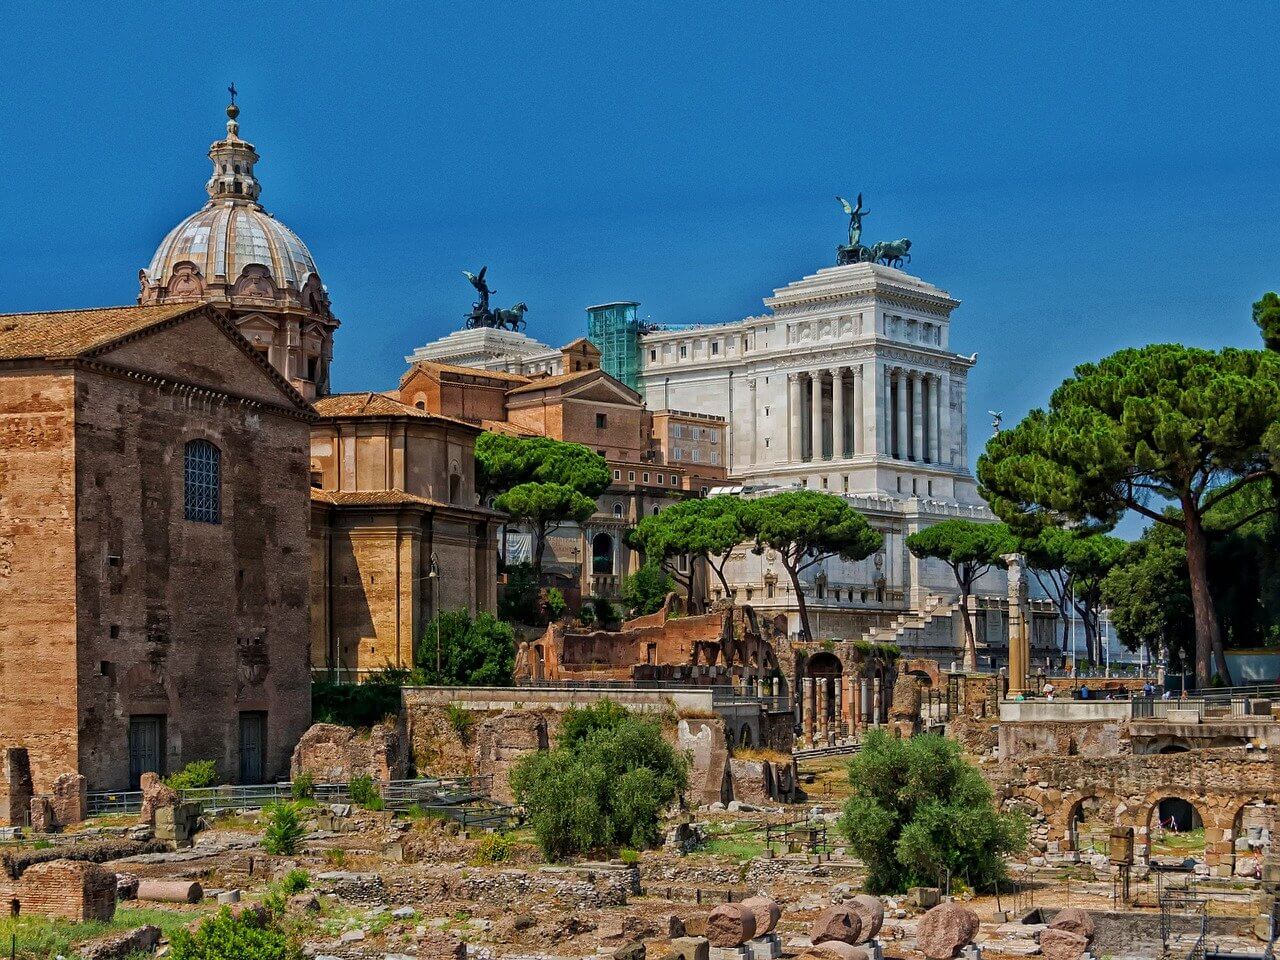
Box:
left=1231, top=798, right=1276, bottom=878
left=1140, top=792, right=1208, bottom=866
left=1065, top=793, right=1118, bottom=854
left=901, top=658, right=940, bottom=688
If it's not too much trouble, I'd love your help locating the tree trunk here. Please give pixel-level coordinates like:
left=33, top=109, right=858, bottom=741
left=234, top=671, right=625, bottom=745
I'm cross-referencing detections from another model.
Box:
left=958, top=581, right=978, bottom=672
left=532, top=522, right=547, bottom=577
left=1182, top=503, right=1228, bottom=687
left=711, top=555, right=733, bottom=597
left=788, top=563, right=813, bottom=643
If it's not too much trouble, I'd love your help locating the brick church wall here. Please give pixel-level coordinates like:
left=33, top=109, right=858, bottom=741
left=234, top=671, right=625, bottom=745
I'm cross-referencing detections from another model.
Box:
left=71, top=354, right=312, bottom=790
left=0, top=369, right=81, bottom=793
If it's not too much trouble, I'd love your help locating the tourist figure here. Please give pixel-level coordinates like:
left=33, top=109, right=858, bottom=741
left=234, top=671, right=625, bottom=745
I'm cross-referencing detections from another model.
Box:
left=1079, top=683, right=1090, bottom=700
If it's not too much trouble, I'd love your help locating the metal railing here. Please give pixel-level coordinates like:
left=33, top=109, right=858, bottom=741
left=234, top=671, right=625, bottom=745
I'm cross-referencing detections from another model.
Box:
left=86, top=776, right=493, bottom=818
left=1131, top=698, right=1206, bottom=721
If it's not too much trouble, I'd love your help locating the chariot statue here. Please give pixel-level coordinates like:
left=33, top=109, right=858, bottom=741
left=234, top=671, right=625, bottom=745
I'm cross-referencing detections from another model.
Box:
left=462, top=266, right=529, bottom=332
left=835, top=194, right=914, bottom=268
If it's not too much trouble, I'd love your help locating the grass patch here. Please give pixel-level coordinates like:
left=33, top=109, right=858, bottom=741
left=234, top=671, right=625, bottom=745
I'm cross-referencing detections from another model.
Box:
left=1152, top=827, right=1207, bottom=857
left=689, top=822, right=768, bottom=862
left=0, top=905, right=210, bottom=959
left=733, top=747, right=792, bottom=765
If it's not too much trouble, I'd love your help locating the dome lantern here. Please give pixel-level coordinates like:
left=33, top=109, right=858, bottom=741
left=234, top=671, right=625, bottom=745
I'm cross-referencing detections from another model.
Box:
left=206, top=98, right=262, bottom=202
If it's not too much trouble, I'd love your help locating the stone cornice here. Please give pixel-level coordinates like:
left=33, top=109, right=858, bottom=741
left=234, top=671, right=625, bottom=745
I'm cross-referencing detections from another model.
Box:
left=72, top=357, right=317, bottom=423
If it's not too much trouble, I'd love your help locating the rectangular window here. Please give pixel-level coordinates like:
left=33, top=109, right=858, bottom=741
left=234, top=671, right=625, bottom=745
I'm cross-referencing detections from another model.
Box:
left=650, top=349, right=656, bottom=361
left=596, top=413, right=608, bottom=429
left=742, top=337, right=749, bottom=351
left=628, top=471, right=636, bottom=482
left=657, top=474, right=664, bottom=484
left=671, top=475, right=679, bottom=486
left=711, top=341, right=719, bottom=355
left=674, top=449, right=683, bottom=461
left=693, top=450, right=701, bottom=462
left=711, top=452, right=720, bottom=465
left=680, top=345, right=688, bottom=359
left=642, top=472, right=650, bottom=483
left=613, top=469, right=621, bottom=480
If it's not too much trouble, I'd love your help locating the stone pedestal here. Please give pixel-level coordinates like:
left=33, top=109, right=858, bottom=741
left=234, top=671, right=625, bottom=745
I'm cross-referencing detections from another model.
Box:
left=745, top=933, right=781, bottom=960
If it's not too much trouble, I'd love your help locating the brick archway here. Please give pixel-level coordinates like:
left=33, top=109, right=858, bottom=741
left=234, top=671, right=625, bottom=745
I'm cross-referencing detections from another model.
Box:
left=1053, top=790, right=1119, bottom=852
left=901, top=658, right=940, bottom=688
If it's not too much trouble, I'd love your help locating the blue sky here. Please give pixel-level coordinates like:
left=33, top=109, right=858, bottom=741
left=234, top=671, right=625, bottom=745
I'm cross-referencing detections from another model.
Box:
left=1, top=1, right=1277, bottom=514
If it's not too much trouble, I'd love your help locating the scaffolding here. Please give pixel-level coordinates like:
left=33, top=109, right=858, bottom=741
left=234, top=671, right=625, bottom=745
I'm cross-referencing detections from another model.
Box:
left=587, top=301, right=641, bottom=390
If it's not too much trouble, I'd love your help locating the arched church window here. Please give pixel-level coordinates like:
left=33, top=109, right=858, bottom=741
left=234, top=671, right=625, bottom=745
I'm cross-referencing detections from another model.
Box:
left=449, top=474, right=462, bottom=504
left=612, top=503, right=623, bottom=518
left=592, top=533, right=614, bottom=575
left=184, top=439, right=221, bottom=524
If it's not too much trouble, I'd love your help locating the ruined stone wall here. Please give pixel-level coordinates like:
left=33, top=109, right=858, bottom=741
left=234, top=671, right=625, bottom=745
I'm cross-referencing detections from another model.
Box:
left=290, top=722, right=407, bottom=784
left=72, top=333, right=312, bottom=790
left=9, top=859, right=116, bottom=921
left=989, top=749, right=1280, bottom=875
left=0, top=368, right=81, bottom=793
left=999, top=718, right=1130, bottom=759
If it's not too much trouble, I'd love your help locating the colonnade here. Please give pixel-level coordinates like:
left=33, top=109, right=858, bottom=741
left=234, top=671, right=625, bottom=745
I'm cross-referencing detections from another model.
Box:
left=882, top=365, right=947, bottom=464
left=798, top=671, right=889, bottom=745
left=786, top=364, right=951, bottom=465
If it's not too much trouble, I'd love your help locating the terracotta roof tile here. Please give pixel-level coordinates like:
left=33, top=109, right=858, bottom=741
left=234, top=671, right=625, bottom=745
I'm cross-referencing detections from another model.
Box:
left=311, top=489, right=447, bottom=508
left=505, top=368, right=600, bottom=395
left=311, top=392, right=477, bottom=429
left=403, top=361, right=531, bottom=384
left=0, top=303, right=201, bottom=361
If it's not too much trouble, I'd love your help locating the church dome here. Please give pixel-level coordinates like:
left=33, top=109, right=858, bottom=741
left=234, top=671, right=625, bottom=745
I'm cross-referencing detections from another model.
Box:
left=144, top=202, right=320, bottom=292
left=139, top=100, right=332, bottom=320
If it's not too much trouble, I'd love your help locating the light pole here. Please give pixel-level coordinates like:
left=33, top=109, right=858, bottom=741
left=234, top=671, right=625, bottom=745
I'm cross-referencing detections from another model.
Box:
left=428, top=554, right=441, bottom=675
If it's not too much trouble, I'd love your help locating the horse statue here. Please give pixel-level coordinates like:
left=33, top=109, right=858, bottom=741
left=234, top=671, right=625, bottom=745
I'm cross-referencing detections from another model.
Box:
left=491, top=302, right=528, bottom=332
left=871, top=238, right=912, bottom=268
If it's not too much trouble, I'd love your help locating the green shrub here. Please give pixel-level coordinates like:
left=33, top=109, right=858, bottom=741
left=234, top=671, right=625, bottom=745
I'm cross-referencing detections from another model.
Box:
left=165, top=760, right=218, bottom=791
left=446, top=704, right=474, bottom=740
left=416, top=610, right=517, bottom=687
left=577, top=603, right=597, bottom=626
left=323, top=848, right=346, bottom=868
left=312, top=667, right=410, bottom=728
left=498, top=562, right=541, bottom=625
left=620, top=563, right=672, bottom=617
left=469, top=832, right=513, bottom=866
left=619, top=847, right=640, bottom=865
left=591, top=595, right=621, bottom=629
left=278, top=868, right=309, bottom=894
left=262, top=803, right=305, bottom=857
left=511, top=698, right=688, bottom=861
left=170, top=905, right=301, bottom=960
left=836, top=730, right=1027, bottom=893
left=290, top=772, right=315, bottom=801
left=348, top=775, right=383, bottom=810
left=544, top=587, right=569, bottom=621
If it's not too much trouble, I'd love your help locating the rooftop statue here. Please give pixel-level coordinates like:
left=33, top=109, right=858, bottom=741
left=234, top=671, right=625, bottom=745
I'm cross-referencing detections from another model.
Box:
left=462, top=266, right=527, bottom=332
left=835, top=194, right=913, bottom=268
left=837, top=194, right=869, bottom=248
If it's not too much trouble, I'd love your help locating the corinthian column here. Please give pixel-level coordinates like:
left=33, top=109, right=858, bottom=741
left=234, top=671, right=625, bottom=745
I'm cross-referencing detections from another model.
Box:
left=788, top=374, right=801, bottom=462
left=928, top=374, right=941, bottom=463
left=894, top=368, right=908, bottom=460
left=911, top=370, right=924, bottom=462
left=831, top=367, right=845, bottom=459
left=853, top=364, right=865, bottom=456
left=811, top=372, right=824, bottom=461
